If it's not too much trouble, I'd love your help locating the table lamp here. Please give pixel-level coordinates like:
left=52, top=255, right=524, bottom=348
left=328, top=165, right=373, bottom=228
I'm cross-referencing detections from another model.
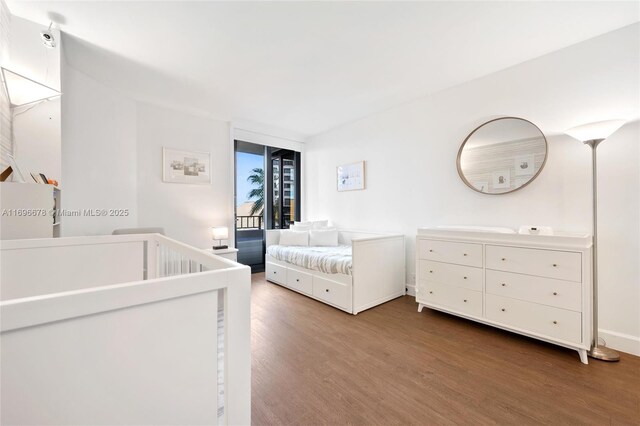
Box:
left=211, top=226, right=229, bottom=250
left=565, top=119, right=625, bottom=362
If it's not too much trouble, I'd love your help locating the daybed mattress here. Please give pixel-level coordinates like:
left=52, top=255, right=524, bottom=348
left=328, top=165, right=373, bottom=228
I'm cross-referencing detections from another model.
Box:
left=266, top=245, right=353, bottom=275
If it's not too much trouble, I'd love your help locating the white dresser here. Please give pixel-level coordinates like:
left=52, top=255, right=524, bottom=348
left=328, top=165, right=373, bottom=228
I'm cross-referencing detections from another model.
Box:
left=416, top=228, right=592, bottom=363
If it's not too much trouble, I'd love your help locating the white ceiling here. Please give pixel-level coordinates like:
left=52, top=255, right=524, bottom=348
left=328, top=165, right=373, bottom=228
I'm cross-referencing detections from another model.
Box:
left=7, top=1, right=640, bottom=137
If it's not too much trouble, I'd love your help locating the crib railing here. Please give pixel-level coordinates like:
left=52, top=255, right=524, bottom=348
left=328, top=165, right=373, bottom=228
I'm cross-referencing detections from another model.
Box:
left=156, top=243, right=204, bottom=276
left=151, top=233, right=241, bottom=278
left=0, top=233, right=251, bottom=426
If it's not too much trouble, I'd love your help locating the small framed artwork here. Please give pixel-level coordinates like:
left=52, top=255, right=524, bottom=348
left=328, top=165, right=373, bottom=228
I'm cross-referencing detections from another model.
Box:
left=492, top=170, right=510, bottom=189
left=474, top=181, right=489, bottom=193
left=163, top=148, right=211, bottom=184
left=514, top=154, right=536, bottom=176
left=337, top=161, right=365, bottom=191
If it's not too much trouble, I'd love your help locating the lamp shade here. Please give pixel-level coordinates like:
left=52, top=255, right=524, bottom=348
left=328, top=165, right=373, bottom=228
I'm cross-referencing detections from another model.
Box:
left=565, top=120, right=626, bottom=142
left=1, top=67, right=61, bottom=107
left=211, top=226, right=229, bottom=240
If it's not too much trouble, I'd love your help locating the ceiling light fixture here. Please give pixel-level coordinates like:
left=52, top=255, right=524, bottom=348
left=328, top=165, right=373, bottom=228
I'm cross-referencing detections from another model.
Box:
left=1, top=67, right=61, bottom=107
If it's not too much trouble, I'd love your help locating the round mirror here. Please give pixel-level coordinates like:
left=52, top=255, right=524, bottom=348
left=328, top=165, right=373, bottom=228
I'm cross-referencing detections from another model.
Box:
left=457, top=117, right=547, bottom=194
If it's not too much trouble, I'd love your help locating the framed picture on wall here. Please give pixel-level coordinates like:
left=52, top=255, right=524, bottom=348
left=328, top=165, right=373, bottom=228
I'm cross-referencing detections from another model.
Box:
left=474, top=181, right=489, bottom=193
left=514, top=154, right=536, bottom=176
left=492, top=169, right=510, bottom=189
left=163, top=148, right=211, bottom=184
left=337, top=161, right=365, bottom=191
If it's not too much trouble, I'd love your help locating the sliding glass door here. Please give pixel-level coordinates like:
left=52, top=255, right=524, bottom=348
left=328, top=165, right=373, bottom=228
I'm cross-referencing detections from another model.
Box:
left=234, top=141, right=301, bottom=273
left=235, top=140, right=266, bottom=272
left=268, top=148, right=301, bottom=229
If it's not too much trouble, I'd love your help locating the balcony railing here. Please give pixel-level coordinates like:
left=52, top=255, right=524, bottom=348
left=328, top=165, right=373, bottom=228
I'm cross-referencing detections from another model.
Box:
left=236, top=215, right=263, bottom=230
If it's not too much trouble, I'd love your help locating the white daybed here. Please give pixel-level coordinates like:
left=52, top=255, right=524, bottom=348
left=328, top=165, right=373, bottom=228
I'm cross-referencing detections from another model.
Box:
left=265, top=229, right=405, bottom=314
left=0, top=234, right=251, bottom=426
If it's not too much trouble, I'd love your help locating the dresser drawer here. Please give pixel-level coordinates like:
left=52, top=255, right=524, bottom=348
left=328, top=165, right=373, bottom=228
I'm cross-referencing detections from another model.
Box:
left=419, top=260, right=482, bottom=291
left=486, top=270, right=581, bottom=312
left=418, top=281, right=482, bottom=317
left=418, top=239, right=483, bottom=267
left=486, top=294, right=582, bottom=344
left=287, top=269, right=313, bottom=295
left=313, top=276, right=351, bottom=311
left=266, top=262, right=287, bottom=285
left=486, top=245, right=582, bottom=282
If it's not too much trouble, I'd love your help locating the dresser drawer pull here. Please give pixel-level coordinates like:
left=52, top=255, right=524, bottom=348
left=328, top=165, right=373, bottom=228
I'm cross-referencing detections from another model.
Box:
left=553, top=264, right=558, bottom=267
left=501, top=258, right=506, bottom=261
left=553, top=292, right=557, bottom=296
left=501, top=283, right=506, bottom=287
left=296, top=279, right=300, bottom=282
left=325, top=289, right=330, bottom=293
left=273, top=271, right=277, bottom=274
left=429, top=291, right=433, bottom=294
left=463, top=253, right=468, bottom=256
left=463, top=276, right=467, bottom=280
left=429, top=249, right=433, bottom=252
left=553, top=321, right=558, bottom=325
left=463, top=299, right=468, bottom=303
left=501, top=308, right=506, bottom=312
left=429, top=270, right=433, bottom=273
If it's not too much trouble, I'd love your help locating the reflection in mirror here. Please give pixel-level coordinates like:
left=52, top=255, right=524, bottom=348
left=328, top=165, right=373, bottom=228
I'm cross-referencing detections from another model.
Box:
left=457, top=117, right=547, bottom=194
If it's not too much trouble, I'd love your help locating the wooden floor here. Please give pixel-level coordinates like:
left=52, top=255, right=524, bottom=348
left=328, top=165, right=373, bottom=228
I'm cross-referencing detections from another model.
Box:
left=250, top=273, right=640, bottom=425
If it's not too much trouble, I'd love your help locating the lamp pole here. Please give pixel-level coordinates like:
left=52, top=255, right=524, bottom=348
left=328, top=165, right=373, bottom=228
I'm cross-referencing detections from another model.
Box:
left=585, top=138, right=619, bottom=361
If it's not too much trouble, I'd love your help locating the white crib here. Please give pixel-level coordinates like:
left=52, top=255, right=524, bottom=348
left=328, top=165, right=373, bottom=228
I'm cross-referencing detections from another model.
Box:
left=0, top=234, right=251, bottom=426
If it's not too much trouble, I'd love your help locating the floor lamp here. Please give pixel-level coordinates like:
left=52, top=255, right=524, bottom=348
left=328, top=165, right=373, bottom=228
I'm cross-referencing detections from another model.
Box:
left=565, top=119, right=626, bottom=362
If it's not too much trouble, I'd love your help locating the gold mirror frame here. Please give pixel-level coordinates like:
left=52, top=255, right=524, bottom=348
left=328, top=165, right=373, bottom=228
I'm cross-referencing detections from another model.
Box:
left=456, top=116, right=548, bottom=195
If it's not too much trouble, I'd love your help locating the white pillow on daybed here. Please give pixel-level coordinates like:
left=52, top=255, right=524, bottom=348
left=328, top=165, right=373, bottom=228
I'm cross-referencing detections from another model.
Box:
left=293, top=221, right=312, bottom=226
left=279, top=229, right=309, bottom=246
left=290, top=223, right=312, bottom=231
left=312, top=220, right=329, bottom=229
left=293, top=220, right=330, bottom=229
left=309, top=228, right=339, bottom=247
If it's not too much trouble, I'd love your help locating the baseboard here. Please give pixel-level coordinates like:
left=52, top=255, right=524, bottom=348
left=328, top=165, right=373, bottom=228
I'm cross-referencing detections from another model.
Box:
left=599, top=329, right=640, bottom=356
left=405, top=283, right=416, bottom=297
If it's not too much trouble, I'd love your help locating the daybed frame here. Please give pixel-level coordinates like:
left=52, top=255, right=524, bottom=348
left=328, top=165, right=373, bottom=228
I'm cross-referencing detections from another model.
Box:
left=266, top=229, right=405, bottom=314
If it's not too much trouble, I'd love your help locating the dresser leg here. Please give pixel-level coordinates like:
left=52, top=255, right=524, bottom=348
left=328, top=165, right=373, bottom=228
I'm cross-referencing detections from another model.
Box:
left=578, top=349, right=589, bottom=364
left=418, top=303, right=425, bottom=313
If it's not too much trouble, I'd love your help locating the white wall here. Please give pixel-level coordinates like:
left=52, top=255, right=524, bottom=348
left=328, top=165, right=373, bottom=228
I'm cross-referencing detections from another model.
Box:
left=0, top=0, right=11, bottom=167
left=136, top=102, right=231, bottom=249
left=597, top=121, right=640, bottom=353
left=8, top=15, right=60, bottom=91
left=59, top=50, right=306, bottom=249
left=5, top=15, right=61, bottom=182
left=61, top=64, right=138, bottom=236
left=61, top=32, right=232, bottom=244
left=12, top=98, right=60, bottom=182
left=305, top=24, right=640, bottom=353
left=60, top=62, right=234, bottom=247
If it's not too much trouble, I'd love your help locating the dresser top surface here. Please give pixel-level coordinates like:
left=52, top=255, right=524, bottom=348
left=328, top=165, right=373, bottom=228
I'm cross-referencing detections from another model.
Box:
left=203, top=247, right=239, bottom=255
left=417, top=227, right=592, bottom=249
